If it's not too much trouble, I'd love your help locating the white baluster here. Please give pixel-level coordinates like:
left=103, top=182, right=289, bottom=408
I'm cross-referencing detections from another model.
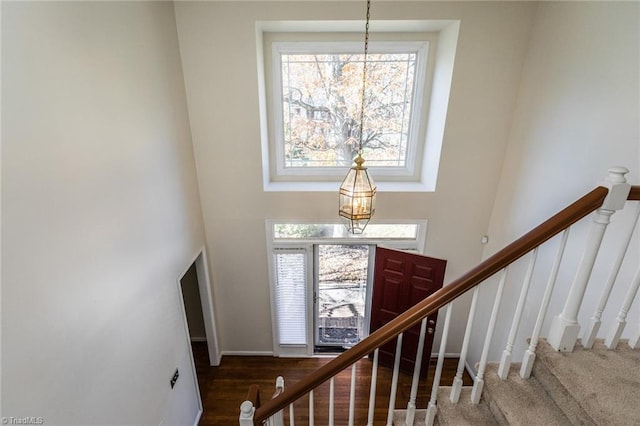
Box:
left=451, top=287, right=479, bottom=403
left=329, top=377, right=335, bottom=426
left=521, top=229, right=570, bottom=378
left=239, top=401, right=255, bottom=426
left=471, top=267, right=508, bottom=404
left=274, top=376, right=294, bottom=426
left=426, top=304, right=453, bottom=426
left=629, top=319, right=640, bottom=349
left=366, top=349, right=379, bottom=426
left=272, top=376, right=285, bottom=426
left=349, top=364, right=356, bottom=426
left=583, top=203, right=640, bottom=348
left=548, top=167, right=630, bottom=352
left=309, top=390, right=314, bottom=426
left=605, top=265, right=640, bottom=349
left=386, top=333, right=403, bottom=426
left=405, top=318, right=428, bottom=426
left=498, top=249, right=538, bottom=379
left=272, top=410, right=284, bottom=426
left=289, top=403, right=295, bottom=426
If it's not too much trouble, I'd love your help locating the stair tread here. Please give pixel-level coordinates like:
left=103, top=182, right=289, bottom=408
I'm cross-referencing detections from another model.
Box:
left=435, top=386, right=500, bottom=426
left=535, top=339, right=640, bottom=425
left=483, top=363, right=570, bottom=426
left=393, top=408, right=427, bottom=426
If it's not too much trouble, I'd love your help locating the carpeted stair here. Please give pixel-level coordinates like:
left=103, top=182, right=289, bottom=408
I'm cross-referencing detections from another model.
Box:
left=532, top=339, right=640, bottom=425
left=434, top=387, right=498, bottom=425
left=393, top=339, right=640, bottom=425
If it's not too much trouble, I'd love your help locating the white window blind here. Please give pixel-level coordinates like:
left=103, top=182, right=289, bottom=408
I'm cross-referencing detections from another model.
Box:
left=275, top=251, right=307, bottom=345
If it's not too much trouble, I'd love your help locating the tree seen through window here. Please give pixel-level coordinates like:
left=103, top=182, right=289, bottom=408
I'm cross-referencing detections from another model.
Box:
left=280, top=52, right=417, bottom=168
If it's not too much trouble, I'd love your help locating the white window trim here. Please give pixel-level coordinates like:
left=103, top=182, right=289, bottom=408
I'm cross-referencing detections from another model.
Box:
left=268, top=246, right=314, bottom=356
left=266, top=219, right=427, bottom=357
left=256, top=20, right=460, bottom=192
left=272, top=41, right=429, bottom=179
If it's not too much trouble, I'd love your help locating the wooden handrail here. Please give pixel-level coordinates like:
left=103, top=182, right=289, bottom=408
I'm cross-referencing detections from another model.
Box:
left=247, top=384, right=261, bottom=410
left=628, top=185, right=640, bottom=201
left=254, top=186, right=609, bottom=423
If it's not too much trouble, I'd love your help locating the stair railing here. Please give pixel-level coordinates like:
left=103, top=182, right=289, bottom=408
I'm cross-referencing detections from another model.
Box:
left=241, top=167, right=637, bottom=425
left=435, top=167, right=637, bottom=423
left=240, top=377, right=286, bottom=426
left=239, top=384, right=260, bottom=426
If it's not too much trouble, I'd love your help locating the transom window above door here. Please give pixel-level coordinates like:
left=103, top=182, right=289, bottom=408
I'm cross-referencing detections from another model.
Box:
left=273, top=222, right=420, bottom=240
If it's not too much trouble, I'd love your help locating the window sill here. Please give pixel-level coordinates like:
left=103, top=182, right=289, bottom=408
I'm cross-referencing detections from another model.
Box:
left=263, top=180, right=436, bottom=192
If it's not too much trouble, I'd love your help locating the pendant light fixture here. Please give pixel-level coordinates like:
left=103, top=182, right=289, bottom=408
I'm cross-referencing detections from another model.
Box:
left=338, top=0, right=377, bottom=234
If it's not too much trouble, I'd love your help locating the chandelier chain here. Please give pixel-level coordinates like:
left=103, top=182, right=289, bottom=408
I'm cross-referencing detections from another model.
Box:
left=357, top=0, right=371, bottom=156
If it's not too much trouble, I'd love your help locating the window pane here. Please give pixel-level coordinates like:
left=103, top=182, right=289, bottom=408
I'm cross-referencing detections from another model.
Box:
left=280, top=52, right=417, bottom=168
left=274, top=223, right=336, bottom=239
left=362, top=224, right=418, bottom=239
left=317, top=245, right=369, bottom=346
left=273, top=223, right=418, bottom=240
left=275, top=252, right=307, bottom=345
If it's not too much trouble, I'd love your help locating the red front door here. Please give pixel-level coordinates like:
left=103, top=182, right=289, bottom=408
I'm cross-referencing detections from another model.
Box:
left=369, top=247, right=447, bottom=377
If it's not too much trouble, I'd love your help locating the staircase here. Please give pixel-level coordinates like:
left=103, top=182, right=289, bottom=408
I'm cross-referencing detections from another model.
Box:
left=429, top=339, right=640, bottom=425
left=239, top=167, right=640, bottom=426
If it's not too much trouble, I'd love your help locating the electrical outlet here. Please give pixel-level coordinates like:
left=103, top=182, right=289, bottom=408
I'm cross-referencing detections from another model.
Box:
left=170, top=368, right=179, bottom=389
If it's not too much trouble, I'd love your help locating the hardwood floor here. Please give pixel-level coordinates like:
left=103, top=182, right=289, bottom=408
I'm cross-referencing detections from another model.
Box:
left=193, top=342, right=473, bottom=425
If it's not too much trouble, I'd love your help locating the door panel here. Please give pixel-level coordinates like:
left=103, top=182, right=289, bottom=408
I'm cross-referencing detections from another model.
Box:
left=370, top=247, right=447, bottom=377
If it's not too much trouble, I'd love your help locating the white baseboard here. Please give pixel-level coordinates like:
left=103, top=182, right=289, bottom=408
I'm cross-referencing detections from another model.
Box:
left=220, top=350, right=460, bottom=360
left=465, top=359, right=477, bottom=378
left=192, top=409, right=202, bottom=426
left=219, top=350, right=462, bottom=359
left=221, top=350, right=274, bottom=356
left=429, top=352, right=461, bottom=358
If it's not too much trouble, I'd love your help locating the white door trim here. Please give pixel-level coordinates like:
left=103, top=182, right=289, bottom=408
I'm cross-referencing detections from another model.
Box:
left=189, top=247, right=221, bottom=366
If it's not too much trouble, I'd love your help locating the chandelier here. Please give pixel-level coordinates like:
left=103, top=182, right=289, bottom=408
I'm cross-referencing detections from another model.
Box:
left=338, top=0, right=377, bottom=234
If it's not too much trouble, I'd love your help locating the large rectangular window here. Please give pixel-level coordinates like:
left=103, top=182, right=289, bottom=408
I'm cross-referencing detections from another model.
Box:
left=271, top=40, right=428, bottom=180
left=275, top=43, right=425, bottom=172
left=256, top=20, right=461, bottom=192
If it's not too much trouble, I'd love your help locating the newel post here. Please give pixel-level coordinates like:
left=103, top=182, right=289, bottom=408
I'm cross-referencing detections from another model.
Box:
left=547, top=167, right=631, bottom=352
left=239, top=401, right=255, bottom=426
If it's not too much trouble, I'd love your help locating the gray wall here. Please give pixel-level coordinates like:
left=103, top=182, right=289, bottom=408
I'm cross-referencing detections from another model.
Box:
left=174, top=0, right=537, bottom=355
left=2, top=2, right=206, bottom=424
left=473, top=1, right=640, bottom=368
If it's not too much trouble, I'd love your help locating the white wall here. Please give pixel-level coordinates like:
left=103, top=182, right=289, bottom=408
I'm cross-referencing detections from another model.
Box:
left=2, top=2, right=206, bottom=424
left=174, top=1, right=537, bottom=354
left=473, top=1, right=640, bottom=367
